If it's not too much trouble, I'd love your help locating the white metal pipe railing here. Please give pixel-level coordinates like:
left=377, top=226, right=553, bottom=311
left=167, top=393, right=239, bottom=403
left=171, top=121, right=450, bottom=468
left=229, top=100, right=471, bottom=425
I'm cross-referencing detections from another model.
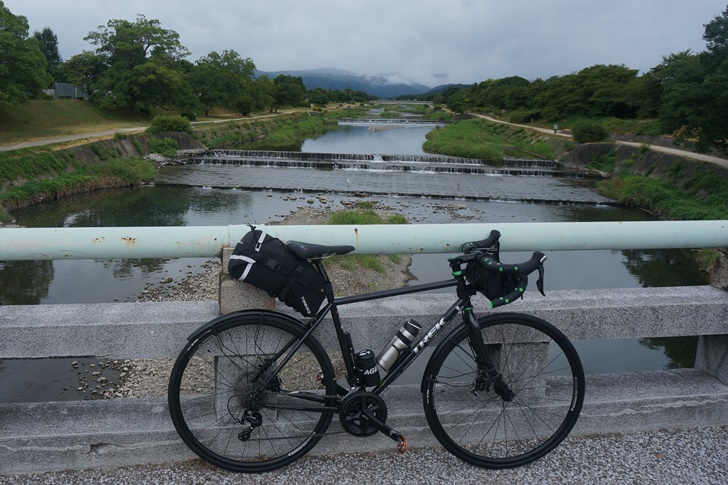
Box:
left=0, top=220, right=726, bottom=261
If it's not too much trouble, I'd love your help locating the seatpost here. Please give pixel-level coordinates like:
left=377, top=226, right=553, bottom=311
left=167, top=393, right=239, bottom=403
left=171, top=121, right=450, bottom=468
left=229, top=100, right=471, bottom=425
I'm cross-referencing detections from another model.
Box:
left=312, top=259, right=335, bottom=301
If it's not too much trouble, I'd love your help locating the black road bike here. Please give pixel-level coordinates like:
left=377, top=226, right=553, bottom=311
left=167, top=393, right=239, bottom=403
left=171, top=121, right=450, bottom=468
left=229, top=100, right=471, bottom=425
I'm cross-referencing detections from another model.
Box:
left=168, top=230, right=585, bottom=473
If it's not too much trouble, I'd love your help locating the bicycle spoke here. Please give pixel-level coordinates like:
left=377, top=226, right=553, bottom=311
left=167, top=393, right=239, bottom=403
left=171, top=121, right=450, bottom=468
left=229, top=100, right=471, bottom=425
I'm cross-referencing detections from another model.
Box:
left=423, top=313, right=584, bottom=469
left=168, top=313, right=335, bottom=473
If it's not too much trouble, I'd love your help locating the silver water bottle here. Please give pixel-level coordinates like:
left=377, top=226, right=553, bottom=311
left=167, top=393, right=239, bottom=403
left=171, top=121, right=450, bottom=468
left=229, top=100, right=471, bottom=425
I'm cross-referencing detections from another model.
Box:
left=376, top=318, right=422, bottom=373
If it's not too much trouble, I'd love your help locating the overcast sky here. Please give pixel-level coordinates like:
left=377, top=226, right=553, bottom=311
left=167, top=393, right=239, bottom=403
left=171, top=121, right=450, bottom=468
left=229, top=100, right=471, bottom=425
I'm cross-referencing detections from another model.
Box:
left=6, top=0, right=727, bottom=87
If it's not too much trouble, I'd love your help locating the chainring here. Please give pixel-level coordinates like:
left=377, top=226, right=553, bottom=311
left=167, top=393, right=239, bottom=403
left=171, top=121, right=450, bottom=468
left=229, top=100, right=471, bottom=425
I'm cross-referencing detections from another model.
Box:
left=339, top=391, right=388, bottom=437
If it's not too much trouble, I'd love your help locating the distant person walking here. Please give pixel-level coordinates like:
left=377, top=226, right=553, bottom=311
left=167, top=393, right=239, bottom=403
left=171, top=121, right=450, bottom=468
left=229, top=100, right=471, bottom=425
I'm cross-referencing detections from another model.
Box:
left=553, top=124, right=558, bottom=134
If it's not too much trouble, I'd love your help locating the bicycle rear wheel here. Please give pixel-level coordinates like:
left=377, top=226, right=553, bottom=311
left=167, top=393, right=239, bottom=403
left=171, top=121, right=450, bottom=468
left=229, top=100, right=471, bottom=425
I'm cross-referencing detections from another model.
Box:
left=423, top=312, right=584, bottom=468
left=168, top=311, right=336, bottom=473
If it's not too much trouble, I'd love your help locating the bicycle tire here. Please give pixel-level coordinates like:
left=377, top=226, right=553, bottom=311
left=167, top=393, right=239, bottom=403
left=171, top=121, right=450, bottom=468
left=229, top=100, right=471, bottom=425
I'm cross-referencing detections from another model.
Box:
left=168, top=311, right=336, bottom=473
left=422, top=312, right=584, bottom=469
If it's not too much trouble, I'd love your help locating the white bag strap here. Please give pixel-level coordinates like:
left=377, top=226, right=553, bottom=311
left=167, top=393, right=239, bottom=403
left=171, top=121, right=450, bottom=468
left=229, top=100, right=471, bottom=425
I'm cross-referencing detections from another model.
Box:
left=255, top=231, right=267, bottom=251
left=229, top=254, right=256, bottom=281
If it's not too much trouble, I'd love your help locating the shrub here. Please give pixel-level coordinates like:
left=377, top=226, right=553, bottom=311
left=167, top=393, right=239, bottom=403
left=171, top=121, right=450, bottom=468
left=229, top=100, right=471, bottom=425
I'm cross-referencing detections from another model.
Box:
left=132, top=138, right=144, bottom=154
left=148, top=115, right=193, bottom=135
left=572, top=120, right=609, bottom=143
left=235, top=96, right=254, bottom=116
left=149, top=137, right=179, bottom=157
left=508, top=109, right=541, bottom=124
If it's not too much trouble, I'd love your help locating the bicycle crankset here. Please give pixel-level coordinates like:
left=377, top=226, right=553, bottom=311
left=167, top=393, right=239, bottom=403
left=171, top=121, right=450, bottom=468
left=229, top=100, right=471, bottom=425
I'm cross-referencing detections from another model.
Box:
left=339, top=391, right=408, bottom=453
left=340, top=391, right=388, bottom=437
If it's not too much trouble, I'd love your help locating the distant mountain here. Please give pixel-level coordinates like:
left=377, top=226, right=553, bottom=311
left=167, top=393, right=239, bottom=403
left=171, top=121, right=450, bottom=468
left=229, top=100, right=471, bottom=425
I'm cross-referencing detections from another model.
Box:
left=394, top=83, right=471, bottom=100
left=256, top=68, right=432, bottom=98
left=422, top=83, right=471, bottom=95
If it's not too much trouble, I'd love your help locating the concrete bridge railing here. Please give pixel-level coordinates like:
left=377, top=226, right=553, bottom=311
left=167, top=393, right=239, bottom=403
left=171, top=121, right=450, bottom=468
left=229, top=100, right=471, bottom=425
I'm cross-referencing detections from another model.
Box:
left=1, top=221, right=727, bottom=474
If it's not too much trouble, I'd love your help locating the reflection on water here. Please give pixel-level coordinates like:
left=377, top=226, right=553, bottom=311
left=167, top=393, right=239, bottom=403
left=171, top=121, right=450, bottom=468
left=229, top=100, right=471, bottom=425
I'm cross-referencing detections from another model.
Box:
left=640, top=336, right=699, bottom=369
left=0, top=260, right=52, bottom=305
left=301, top=125, right=433, bottom=154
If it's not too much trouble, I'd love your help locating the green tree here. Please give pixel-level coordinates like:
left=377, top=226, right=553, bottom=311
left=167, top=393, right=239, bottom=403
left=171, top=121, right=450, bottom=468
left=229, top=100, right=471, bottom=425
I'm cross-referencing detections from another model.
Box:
left=576, top=64, right=640, bottom=118
left=59, top=50, right=106, bottom=96
left=272, top=74, right=306, bottom=111
left=536, top=65, right=639, bottom=119
left=702, top=5, right=728, bottom=68
left=649, top=6, right=728, bottom=153
left=307, top=87, right=329, bottom=106
left=33, top=26, right=62, bottom=84
left=251, top=76, right=276, bottom=112
left=572, top=119, right=609, bottom=143
left=697, top=6, right=728, bottom=152
left=623, top=73, right=663, bottom=119
left=83, top=14, right=193, bottom=113
left=446, top=88, right=471, bottom=113
left=0, top=1, right=52, bottom=106
left=234, top=94, right=254, bottom=116
left=536, top=74, right=582, bottom=119
left=652, top=51, right=706, bottom=136
left=189, top=50, right=255, bottom=116
left=472, top=76, right=530, bottom=111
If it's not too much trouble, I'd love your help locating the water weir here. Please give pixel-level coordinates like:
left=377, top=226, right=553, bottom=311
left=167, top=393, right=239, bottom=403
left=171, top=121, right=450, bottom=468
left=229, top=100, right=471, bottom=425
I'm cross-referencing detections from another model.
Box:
left=177, top=150, right=602, bottom=179
left=158, top=150, right=613, bottom=206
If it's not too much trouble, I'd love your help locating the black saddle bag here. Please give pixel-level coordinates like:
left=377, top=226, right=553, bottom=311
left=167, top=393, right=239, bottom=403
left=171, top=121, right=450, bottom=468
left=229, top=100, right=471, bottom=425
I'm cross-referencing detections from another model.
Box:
left=228, top=228, right=326, bottom=316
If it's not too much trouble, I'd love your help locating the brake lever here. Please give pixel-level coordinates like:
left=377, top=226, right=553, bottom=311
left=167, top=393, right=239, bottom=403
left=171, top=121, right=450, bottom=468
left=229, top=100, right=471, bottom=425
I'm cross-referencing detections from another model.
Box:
left=537, top=263, right=546, bottom=296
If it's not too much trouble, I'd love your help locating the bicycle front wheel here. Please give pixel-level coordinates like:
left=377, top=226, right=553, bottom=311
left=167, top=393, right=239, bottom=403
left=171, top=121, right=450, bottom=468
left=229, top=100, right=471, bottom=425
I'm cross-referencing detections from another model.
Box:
left=423, top=312, right=584, bottom=469
left=168, top=311, right=336, bottom=473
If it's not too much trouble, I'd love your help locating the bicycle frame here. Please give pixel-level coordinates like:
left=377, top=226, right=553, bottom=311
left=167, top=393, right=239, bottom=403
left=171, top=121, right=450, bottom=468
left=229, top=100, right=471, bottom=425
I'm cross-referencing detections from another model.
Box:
left=249, top=252, right=509, bottom=418
left=169, top=244, right=583, bottom=472
left=285, top=257, right=493, bottom=398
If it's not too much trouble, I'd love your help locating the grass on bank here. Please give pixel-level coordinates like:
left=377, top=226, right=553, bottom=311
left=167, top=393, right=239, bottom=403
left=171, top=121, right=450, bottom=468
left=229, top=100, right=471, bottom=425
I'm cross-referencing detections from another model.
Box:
left=194, top=112, right=340, bottom=150
left=0, top=100, right=150, bottom=145
left=0, top=99, right=281, bottom=147
left=484, top=109, right=665, bottom=137
left=0, top=155, right=155, bottom=208
left=0, top=143, right=156, bottom=221
left=580, top=142, right=728, bottom=220
left=327, top=202, right=406, bottom=273
left=423, top=118, right=564, bottom=161
left=429, top=110, right=728, bottom=220
left=598, top=172, right=728, bottom=220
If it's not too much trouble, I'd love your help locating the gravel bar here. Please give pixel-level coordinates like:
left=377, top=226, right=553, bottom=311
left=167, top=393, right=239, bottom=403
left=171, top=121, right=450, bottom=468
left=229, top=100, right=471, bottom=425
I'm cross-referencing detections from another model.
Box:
left=3, top=426, right=726, bottom=484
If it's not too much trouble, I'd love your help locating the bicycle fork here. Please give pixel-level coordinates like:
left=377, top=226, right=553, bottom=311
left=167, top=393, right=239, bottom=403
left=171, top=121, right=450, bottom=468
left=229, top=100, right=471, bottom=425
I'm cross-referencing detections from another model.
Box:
left=465, top=311, right=515, bottom=401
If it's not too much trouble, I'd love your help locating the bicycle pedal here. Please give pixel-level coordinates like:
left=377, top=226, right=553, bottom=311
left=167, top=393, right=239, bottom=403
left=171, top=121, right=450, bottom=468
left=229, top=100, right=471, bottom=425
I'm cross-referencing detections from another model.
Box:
left=397, top=436, right=408, bottom=454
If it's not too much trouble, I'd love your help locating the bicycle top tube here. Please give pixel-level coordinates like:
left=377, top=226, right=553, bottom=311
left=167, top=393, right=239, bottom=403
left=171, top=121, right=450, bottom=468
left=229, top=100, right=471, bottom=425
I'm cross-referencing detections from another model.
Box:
left=332, top=279, right=458, bottom=306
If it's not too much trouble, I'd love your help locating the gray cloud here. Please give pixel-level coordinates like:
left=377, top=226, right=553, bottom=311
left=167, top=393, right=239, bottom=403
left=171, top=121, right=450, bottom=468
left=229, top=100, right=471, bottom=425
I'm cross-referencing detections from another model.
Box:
left=7, top=0, right=725, bottom=87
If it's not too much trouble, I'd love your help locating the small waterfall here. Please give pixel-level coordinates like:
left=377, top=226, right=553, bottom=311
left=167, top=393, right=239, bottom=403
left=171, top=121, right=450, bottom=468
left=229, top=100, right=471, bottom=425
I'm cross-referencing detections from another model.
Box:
left=176, top=150, right=603, bottom=178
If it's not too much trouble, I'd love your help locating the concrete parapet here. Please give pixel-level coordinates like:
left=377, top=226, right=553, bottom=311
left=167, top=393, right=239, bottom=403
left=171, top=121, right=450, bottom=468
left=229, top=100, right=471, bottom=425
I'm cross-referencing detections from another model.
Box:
left=1, top=285, right=727, bottom=474
left=1, top=370, right=726, bottom=474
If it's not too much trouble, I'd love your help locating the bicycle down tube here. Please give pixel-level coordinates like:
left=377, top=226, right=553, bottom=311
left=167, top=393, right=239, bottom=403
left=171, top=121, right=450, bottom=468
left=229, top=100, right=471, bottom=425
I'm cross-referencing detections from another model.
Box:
left=307, top=277, right=459, bottom=392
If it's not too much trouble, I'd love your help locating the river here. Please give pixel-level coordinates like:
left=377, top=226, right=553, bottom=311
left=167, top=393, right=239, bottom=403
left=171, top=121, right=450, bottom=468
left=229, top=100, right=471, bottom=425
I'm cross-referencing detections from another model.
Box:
left=0, top=123, right=706, bottom=402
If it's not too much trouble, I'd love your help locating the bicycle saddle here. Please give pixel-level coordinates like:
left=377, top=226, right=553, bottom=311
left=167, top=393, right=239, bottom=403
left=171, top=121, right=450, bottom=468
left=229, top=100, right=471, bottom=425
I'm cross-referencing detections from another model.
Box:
left=287, top=240, right=355, bottom=259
